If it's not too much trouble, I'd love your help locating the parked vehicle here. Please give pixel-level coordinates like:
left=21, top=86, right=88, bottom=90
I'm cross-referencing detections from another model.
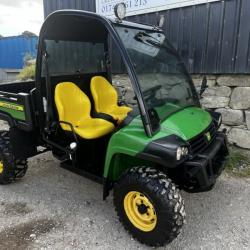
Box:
left=0, top=4, right=228, bottom=247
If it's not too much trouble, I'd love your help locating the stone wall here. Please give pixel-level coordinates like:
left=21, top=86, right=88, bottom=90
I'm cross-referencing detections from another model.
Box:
left=113, top=74, right=250, bottom=151
left=192, top=75, right=250, bottom=150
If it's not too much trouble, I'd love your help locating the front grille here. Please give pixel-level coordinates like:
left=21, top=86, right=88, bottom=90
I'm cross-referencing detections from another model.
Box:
left=188, top=122, right=217, bottom=155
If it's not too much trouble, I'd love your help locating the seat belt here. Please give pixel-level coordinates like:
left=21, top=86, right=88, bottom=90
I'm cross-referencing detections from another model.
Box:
left=92, top=112, right=118, bottom=126
left=42, top=51, right=54, bottom=131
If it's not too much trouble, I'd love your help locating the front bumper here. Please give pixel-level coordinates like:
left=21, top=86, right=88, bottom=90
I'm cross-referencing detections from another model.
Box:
left=182, top=132, right=229, bottom=192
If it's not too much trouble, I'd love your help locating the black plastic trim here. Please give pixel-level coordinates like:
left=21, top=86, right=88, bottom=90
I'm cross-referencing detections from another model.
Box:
left=138, top=134, right=188, bottom=168
left=183, top=132, right=228, bottom=192
left=61, top=160, right=104, bottom=184
left=9, top=127, right=38, bottom=159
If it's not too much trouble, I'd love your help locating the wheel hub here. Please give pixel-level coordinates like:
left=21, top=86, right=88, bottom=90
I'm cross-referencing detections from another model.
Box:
left=124, top=191, right=157, bottom=232
left=137, top=203, right=148, bottom=215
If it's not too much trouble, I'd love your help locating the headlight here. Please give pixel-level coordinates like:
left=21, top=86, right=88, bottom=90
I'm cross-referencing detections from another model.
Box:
left=176, top=146, right=189, bottom=161
left=114, top=3, right=126, bottom=21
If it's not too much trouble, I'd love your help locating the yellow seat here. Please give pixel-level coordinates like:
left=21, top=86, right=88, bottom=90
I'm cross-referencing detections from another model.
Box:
left=55, top=82, right=115, bottom=139
left=90, top=76, right=132, bottom=123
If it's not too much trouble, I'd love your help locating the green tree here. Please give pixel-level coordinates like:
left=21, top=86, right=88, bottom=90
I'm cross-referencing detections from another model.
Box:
left=23, top=53, right=34, bottom=66
left=18, top=64, right=36, bottom=81
left=22, top=31, right=37, bottom=37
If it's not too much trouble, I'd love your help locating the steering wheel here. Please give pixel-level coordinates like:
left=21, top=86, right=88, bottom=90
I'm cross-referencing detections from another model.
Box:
left=142, top=85, right=163, bottom=108
left=143, top=85, right=162, bottom=99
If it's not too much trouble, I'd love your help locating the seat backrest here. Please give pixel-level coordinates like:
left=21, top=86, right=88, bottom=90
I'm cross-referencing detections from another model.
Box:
left=55, top=82, right=91, bottom=130
left=91, top=76, right=118, bottom=113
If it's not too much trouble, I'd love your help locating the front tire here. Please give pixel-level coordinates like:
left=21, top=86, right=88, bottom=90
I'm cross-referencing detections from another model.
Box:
left=0, top=131, right=28, bottom=184
left=114, top=166, right=186, bottom=247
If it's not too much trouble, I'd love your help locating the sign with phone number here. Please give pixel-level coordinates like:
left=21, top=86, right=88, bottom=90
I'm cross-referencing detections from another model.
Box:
left=96, top=0, right=220, bottom=17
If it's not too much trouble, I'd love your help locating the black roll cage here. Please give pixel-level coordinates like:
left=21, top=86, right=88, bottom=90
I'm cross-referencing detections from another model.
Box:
left=35, top=10, right=157, bottom=137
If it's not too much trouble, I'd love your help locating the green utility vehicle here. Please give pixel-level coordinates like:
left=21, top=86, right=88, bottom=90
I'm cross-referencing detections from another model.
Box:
left=0, top=4, right=228, bottom=246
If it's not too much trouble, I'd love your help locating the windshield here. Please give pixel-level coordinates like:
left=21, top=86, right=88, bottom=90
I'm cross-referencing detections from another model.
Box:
left=114, top=25, right=199, bottom=121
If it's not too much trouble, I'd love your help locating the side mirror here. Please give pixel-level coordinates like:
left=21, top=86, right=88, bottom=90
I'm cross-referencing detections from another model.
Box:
left=148, top=108, right=160, bottom=133
left=199, top=76, right=208, bottom=97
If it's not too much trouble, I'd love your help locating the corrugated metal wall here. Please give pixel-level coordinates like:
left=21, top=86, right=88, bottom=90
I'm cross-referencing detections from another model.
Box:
left=43, top=0, right=250, bottom=74
left=43, top=0, right=95, bottom=17
left=0, top=36, right=38, bottom=69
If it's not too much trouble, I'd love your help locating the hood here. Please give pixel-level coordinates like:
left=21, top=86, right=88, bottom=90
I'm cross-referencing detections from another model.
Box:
left=160, top=107, right=212, bottom=141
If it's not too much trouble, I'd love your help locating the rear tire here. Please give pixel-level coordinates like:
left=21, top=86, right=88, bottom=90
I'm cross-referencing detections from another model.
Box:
left=0, top=131, right=28, bottom=184
left=114, top=166, right=186, bottom=247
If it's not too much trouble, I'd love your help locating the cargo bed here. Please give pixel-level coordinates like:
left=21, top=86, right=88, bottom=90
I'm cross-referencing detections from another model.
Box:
left=0, top=81, right=36, bottom=131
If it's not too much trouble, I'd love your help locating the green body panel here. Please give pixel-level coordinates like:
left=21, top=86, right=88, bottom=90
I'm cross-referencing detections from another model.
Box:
left=104, top=106, right=212, bottom=180
left=0, top=101, right=26, bottom=121
left=160, top=106, right=212, bottom=141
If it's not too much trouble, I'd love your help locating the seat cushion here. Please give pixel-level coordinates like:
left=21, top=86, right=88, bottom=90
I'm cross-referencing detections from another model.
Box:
left=75, top=118, right=115, bottom=140
left=55, top=82, right=92, bottom=131
left=91, top=76, right=132, bottom=123
left=109, top=106, right=132, bottom=123
left=55, top=82, right=115, bottom=139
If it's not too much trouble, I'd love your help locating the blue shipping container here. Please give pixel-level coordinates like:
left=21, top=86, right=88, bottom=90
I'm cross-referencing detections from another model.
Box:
left=0, top=35, right=38, bottom=69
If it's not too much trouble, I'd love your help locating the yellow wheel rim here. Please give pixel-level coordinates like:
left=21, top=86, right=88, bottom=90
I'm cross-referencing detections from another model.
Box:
left=0, top=161, right=3, bottom=174
left=124, top=191, right=157, bottom=232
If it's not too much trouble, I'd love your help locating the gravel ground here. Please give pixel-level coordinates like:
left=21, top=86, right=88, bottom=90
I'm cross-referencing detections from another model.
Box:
left=0, top=122, right=249, bottom=249
left=0, top=151, right=249, bottom=250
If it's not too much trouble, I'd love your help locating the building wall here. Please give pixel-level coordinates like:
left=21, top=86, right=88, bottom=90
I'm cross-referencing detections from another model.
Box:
left=43, top=0, right=250, bottom=74
left=5, top=72, right=19, bottom=82
left=0, top=36, right=38, bottom=69
left=0, top=69, right=6, bottom=83
left=43, top=0, right=95, bottom=17
left=192, top=74, right=250, bottom=149
left=0, top=69, right=20, bottom=83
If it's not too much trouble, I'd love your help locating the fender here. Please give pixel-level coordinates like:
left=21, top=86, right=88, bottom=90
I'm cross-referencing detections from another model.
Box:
left=0, top=111, right=16, bottom=127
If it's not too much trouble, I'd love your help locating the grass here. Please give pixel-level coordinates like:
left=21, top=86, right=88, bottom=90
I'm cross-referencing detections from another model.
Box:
left=225, top=148, right=250, bottom=177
